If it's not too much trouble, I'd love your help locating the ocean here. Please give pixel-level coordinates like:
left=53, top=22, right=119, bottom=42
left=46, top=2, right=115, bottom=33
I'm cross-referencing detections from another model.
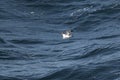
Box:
left=0, top=0, right=120, bottom=80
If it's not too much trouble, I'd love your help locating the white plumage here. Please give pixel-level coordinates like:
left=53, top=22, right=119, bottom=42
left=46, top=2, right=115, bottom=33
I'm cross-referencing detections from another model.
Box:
left=62, top=30, right=72, bottom=39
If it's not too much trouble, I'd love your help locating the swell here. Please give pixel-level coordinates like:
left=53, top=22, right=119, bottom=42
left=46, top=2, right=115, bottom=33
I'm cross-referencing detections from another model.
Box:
left=0, top=37, right=6, bottom=44
left=0, top=75, right=22, bottom=80
left=0, top=0, right=119, bottom=24
left=59, top=43, right=120, bottom=60
left=9, top=39, right=74, bottom=45
left=37, top=60, right=120, bottom=80
left=93, top=34, right=120, bottom=39
left=9, top=39, right=45, bottom=44
left=0, top=49, right=30, bottom=60
left=0, top=0, right=120, bottom=79
left=0, top=7, right=24, bottom=20
left=67, top=3, right=120, bottom=31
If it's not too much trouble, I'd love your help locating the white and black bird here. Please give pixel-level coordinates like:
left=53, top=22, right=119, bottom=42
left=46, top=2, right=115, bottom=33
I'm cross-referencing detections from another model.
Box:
left=62, top=30, right=72, bottom=39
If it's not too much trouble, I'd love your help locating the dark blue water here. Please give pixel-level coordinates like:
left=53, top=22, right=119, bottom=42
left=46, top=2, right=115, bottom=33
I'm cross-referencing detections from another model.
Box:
left=0, top=0, right=120, bottom=80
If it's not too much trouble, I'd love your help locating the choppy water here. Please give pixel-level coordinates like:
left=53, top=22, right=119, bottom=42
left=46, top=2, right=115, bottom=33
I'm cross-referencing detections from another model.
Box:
left=0, top=0, right=120, bottom=80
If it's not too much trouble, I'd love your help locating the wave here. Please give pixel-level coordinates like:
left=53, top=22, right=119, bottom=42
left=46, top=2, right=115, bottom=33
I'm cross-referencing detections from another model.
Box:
left=38, top=62, right=120, bottom=80
left=0, top=75, right=22, bottom=80
left=0, top=37, right=6, bottom=44
left=0, top=49, right=30, bottom=60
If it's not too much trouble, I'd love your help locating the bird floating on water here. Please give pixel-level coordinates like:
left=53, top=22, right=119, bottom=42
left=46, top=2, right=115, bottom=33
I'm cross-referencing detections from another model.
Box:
left=62, top=30, right=72, bottom=39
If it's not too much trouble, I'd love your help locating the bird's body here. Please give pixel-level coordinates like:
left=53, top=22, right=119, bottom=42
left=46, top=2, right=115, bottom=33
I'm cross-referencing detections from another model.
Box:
left=62, top=30, right=72, bottom=39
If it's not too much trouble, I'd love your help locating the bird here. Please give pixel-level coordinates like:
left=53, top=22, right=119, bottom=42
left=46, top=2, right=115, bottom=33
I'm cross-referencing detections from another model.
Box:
left=62, top=30, right=72, bottom=39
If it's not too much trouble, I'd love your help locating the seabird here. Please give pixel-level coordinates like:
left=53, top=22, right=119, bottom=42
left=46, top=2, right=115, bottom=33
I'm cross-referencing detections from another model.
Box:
left=62, top=30, right=72, bottom=39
